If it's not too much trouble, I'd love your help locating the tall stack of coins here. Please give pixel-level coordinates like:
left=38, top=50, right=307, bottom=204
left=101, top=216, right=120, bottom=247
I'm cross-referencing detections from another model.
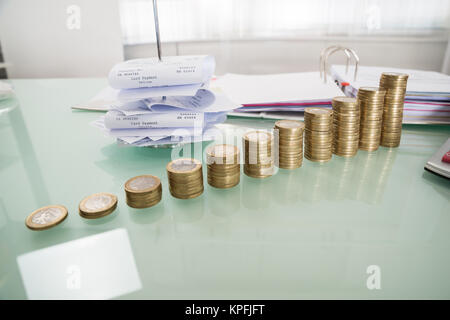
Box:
left=357, top=87, right=386, bottom=151
left=167, top=158, right=204, bottom=199
left=379, top=72, right=409, bottom=148
left=206, top=144, right=240, bottom=188
left=274, top=120, right=304, bottom=169
left=332, top=97, right=360, bottom=157
left=79, top=192, right=118, bottom=218
left=243, top=131, right=274, bottom=178
left=125, top=175, right=162, bottom=208
left=304, top=108, right=333, bottom=162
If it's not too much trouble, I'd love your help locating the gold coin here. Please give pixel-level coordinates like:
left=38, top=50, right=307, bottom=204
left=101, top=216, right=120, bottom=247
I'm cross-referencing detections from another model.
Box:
left=79, top=192, right=117, bottom=219
left=125, top=175, right=161, bottom=193
left=304, top=107, right=333, bottom=118
left=167, top=158, right=202, bottom=175
left=26, top=205, right=68, bottom=231
left=167, top=158, right=203, bottom=199
left=124, top=175, right=162, bottom=208
left=243, top=131, right=273, bottom=144
left=275, top=119, right=305, bottom=131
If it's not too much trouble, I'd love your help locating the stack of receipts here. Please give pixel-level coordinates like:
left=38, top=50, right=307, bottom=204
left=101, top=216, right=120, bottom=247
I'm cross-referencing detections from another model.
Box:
left=75, top=55, right=240, bottom=147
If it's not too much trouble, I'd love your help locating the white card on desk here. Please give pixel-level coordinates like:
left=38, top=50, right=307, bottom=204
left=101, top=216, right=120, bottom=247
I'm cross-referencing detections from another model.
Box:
left=17, top=228, right=142, bottom=300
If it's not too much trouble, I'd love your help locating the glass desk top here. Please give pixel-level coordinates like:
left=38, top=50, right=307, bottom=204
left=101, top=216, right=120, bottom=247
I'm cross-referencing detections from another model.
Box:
left=0, top=78, right=449, bottom=299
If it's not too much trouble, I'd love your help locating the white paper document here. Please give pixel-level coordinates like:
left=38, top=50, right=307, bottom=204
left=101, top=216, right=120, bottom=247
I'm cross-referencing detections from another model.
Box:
left=17, top=229, right=142, bottom=300
left=108, top=55, right=215, bottom=89
left=331, top=64, right=450, bottom=94
left=214, top=72, right=343, bottom=104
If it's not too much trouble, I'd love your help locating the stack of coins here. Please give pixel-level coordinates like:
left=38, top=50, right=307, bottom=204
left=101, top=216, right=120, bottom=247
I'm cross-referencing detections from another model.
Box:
left=332, top=97, right=360, bottom=157
left=124, top=175, right=162, bottom=208
left=25, top=205, right=68, bottom=230
left=379, top=72, right=409, bottom=148
left=274, top=120, right=304, bottom=169
left=243, top=131, right=274, bottom=178
left=206, top=144, right=240, bottom=188
left=357, top=87, right=386, bottom=151
left=304, top=108, right=333, bottom=162
left=167, top=158, right=204, bottom=199
left=79, top=192, right=118, bottom=219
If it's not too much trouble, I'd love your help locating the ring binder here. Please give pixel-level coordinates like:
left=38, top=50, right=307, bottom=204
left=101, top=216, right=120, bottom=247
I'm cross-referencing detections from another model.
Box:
left=320, top=45, right=359, bottom=83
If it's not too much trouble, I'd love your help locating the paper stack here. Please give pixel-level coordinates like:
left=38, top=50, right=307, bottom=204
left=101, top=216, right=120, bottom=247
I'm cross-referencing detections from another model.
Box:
left=214, top=72, right=344, bottom=120
left=77, top=55, right=239, bottom=147
left=330, top=65, right=450, bottom=124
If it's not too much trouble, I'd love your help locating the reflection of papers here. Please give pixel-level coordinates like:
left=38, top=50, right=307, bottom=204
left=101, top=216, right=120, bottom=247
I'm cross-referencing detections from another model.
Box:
left=214, top=72, right=343, bottom=105
left=17, top=229, right=142, bottom=299
left=0, top=81, right=14, bottom=101
left=108, top=55, right=215, bottom=89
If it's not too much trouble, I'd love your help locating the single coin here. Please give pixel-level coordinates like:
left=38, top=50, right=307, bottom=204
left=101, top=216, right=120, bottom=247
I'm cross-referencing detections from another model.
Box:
left=25, top=205, right=68, bottom=231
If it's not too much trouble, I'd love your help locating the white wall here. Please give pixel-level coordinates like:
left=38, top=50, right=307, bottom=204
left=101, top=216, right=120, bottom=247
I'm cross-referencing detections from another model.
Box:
left=0, top=0, right=124, bottom=78
left=125, top=36, right=450, bottom=75
left=0, top=0, right=448, bottom=78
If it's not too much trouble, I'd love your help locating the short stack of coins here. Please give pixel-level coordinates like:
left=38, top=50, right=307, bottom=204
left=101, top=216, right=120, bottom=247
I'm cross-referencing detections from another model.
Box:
left=332, top=97, right=360, bottom=157
left=125, top=175, right=162, bottom=208
left=357, top=87, right=386, bottom=151
left=167, top=158, right=204, bottom=199
left=304, top=108, right=333, bottom=162
left=243, top=131, right=274, bottom=178
left=379, top=72, right=409, bottom=148
left=274, top=120, right=304, bottom=169
left=206, top=144, right=240, bottom=188
left=79, top=192, right=118, bottom=218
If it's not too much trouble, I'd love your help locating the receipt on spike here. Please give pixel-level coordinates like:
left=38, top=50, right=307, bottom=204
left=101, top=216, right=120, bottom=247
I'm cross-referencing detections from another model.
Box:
left=108, top=55, right=215, bottom=89
left=104, top=110, right=205, bottom=129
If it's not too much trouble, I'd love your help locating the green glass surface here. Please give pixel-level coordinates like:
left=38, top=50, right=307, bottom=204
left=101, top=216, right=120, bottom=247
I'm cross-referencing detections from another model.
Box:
left=0, top=78, right=449, bottom=299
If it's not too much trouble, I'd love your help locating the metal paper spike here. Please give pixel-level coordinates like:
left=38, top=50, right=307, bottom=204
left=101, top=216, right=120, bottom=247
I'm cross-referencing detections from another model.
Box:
left=152, top=0, right=162, bottom=61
